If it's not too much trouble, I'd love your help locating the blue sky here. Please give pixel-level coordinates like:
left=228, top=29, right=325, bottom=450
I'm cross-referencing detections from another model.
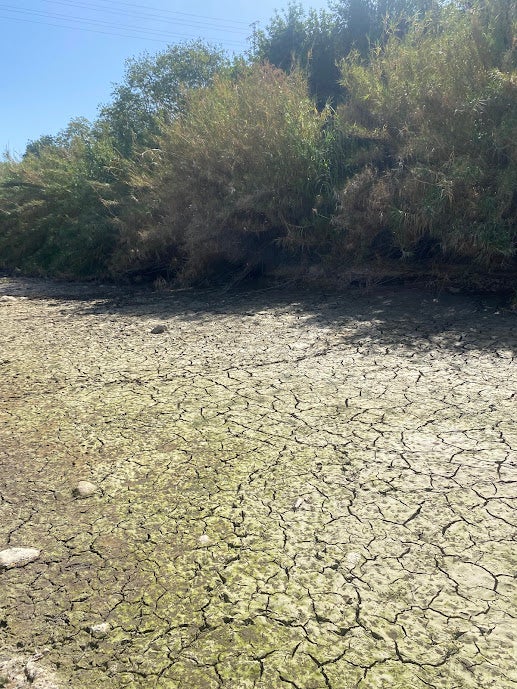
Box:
left=1, top=0, right=328, bottom=157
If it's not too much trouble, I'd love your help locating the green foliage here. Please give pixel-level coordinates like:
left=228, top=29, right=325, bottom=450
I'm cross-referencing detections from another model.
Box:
left=0, top=120, right=127, bottom=277
left=113, top=64, right=334, bottom=282
left=1, top=0, right=515, bottom=288
left=333, top=1, right=517, bottom=268
left=252, top=3, right=342, bottom=107
left=252, top=0, right=438, bottom=107
left=0, top=43, right=233, bottom=280
left=98, top=40, right=231, bottom=156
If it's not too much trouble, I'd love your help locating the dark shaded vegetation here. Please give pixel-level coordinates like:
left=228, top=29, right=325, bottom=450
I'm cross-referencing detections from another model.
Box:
left=0, top=0, right=515, bottom=291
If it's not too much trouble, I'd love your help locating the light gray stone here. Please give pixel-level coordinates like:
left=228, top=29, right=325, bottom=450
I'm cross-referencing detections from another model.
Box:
left=0, top=547, right=40, bottom=569
left=25, top=660, right=39, bottom=682
left=89, top=622, right=110, bottom=638
left=344, top=551, right=361, bottom=569
left=73, top=481, right=97, bottom=498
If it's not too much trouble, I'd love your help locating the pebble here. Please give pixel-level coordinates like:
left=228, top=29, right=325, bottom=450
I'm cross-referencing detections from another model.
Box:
left=89, top=622, right=110, bottom=638
left=24, top=660, right=38, bottom=682
left=0, top=547, right=41, bottom=569
left=150, top=324, right=167, bottom=334
left=73, top=481, right=98, bottom=498
left=199, top=535, right=210, bottom=545
left=345, top=551, right=361, bottom=568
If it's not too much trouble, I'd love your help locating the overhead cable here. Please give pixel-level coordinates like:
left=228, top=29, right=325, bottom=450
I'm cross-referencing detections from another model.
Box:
left=0, top=12, right=248, bottom=47
left=0, top=4, right=250, bottom=36
left=45, top=0, right=250, bottom=27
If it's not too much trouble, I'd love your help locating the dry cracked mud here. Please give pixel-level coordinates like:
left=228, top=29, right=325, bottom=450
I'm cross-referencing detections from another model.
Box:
left=0, top=277, right=516, bottom=689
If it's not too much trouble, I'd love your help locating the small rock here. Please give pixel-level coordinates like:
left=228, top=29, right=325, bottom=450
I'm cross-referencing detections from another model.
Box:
left=150, top=324, right=167, bottom=334
left=199, top=535, right=210, bottom=545
left=24, top=660, right=38, bottom=682
left=89, top=622, right=110, bottom=638
left=0, top=547, right=41, bottom=569
left=0, top=295, right=17, bottom=303
left=73, top=481, right=98, bottom=498
left=293, top=497, right=305, bottom=511
left=344, top=551, right=361, bottom=569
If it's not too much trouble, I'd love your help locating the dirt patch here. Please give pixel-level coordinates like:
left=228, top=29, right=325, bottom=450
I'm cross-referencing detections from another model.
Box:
left=0, top=277, right=515, bottom=688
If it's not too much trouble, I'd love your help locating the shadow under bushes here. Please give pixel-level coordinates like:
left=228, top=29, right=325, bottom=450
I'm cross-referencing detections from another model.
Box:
left=1, top=275, right=515, bottom=356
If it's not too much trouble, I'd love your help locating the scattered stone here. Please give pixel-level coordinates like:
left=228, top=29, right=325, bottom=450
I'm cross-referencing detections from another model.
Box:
left=292, top=497, right=305, bottom=511
left=199, top=535, right=210, bottom=545
left=150, top=324, right=167, bottom=334
left=24, top=660, right=38, bottom=682
left=73, top=481, right=98, bottom=498
left=0, top=547, right=40, bottom=569
left=344, top=551, right=361, bottom=569
left=0, top=295, right=17, bottom=303
left=89, top=622, right=110, bottom=638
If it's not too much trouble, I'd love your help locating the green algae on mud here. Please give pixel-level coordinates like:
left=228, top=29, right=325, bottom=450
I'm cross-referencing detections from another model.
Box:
left=0, top=280, right=516, bottom=688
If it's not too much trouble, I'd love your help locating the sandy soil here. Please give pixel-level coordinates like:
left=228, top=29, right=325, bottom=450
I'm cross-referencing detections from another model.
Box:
left=0, top=277, right=516, bottom=689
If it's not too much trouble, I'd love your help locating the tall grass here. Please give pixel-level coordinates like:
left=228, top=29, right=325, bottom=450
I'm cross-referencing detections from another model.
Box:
left=333, top=2, right=517, bottom=271
left=1, top=1, right=515, bottom=288
left=0, top=128, right=124, bottom=278
left=113, top=64, right=334, bottom=282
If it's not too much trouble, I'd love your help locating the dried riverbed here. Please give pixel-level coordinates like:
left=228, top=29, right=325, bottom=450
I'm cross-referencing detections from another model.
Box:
left=0, top=278, right=516, bottom=689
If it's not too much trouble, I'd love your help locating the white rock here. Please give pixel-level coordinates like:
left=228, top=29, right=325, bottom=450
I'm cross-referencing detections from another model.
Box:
left=24, top=660, right=39, bottom=682
left=344, top=551, right=361, bottom=569
left=90, top=622, right=110, bottom=638
left=199, top=535, right=210, bottom=545
left=293, top=497, right=305, bottom=511
left=0, top=547, right=41, bottom=569
left=74, top=481, right=97, bottom=498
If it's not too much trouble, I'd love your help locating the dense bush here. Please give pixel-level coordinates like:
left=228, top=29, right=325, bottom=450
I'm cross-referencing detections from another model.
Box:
left=0, top=1, right=515, bottom=288
left=0, top=120, right=127, bottom=277
left=332, top=1, right=517, bottom=271
left=252, top=0, right=438, bottom=107
left=99, top=40, right=231, bottom=157
left=112, top=64, right=334, bottom=283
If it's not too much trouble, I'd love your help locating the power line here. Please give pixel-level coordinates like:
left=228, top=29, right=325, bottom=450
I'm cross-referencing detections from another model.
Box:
left=46, top=0, right=251, bottom=27
left=42, top=0, right=251, bottom=32
left=0, top=12, right=248, bottom=47
left=0, top=4, right=250, bottom=38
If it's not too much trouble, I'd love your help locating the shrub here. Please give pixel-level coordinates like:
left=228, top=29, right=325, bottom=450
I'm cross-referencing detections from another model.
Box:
left=333, top=1, right=517, bottom=271
left=98, top=40, right=231, bottom=157
left=0, top=121, right=125, bottom=278
left=117, top=63, right=334, bottom=283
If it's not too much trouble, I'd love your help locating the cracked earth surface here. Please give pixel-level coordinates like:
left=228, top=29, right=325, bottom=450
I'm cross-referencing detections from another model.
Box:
left=0, top=277, right=516, bottom=689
